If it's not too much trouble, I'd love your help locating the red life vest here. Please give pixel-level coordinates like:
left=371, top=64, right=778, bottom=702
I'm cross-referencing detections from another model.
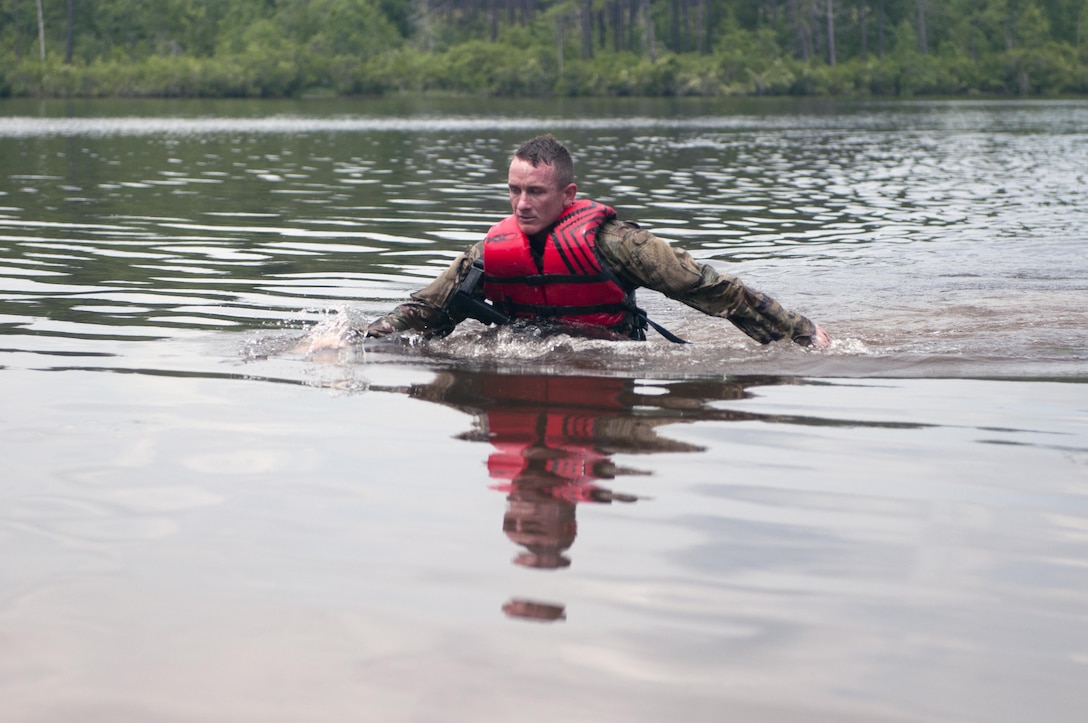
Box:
left=481, top=199, right=633, bottom=329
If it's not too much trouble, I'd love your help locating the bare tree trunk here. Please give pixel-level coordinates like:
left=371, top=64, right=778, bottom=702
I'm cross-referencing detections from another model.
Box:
left=670, top=0, right=680, bottom=51
left=612, top=0, right=628, bottom=52
left=790, top=0, right=813, bottom=61
left=36, top=0, right=46, bottom=61
left=66, top=0, right=75, bottom=64
left=611, top=1, right=623, bottom=52
left=859, top=0, right=867, bottom=59
left=417, top=0, right=434, bottom=52
left=1075, top=4, right=1081, bottom=52
left=641, top=0, right=656, bottom=60
left=826, top=0, right=835, bottom=66
left=556, top=13, right=564, bottom=77
left=1078, top=4, right=1085, bottom=53
left=878, top=0, right=885, bottom=56
left=14, top=0, right=22, bottom=61
left=487, top=0, right=498, bottom=41
left=917, top=0, right=927, bottom=55
left=681, top=0, right=690, bottom=53
left=695, top=0, right=706, bottom=53
left=581, top=0, right=594, bottom=59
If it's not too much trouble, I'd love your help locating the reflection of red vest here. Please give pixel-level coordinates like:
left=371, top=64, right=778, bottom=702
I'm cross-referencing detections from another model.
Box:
left=487, top=411, right=610, bottom=488
left=482, top=200, right=632, bottom=328
left=483, top=376, right=627, bottom=502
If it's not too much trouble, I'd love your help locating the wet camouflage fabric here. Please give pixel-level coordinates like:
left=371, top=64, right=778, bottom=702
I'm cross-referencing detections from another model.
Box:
left=365, top=218, right=820, bottom=346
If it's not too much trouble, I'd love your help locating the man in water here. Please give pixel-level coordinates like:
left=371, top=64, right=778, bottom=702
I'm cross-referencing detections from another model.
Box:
left=366, top=134, right=831, bottom=348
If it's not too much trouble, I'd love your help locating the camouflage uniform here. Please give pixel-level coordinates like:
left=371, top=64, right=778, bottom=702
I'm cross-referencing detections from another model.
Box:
left=365, top=218, right=821, bottom=346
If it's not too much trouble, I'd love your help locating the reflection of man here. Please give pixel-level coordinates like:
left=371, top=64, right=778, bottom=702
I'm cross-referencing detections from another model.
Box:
left=500, top=486, right=577, bottom=571
left=485, top=376, right=642, bottom=573
left=479, top=375, right=644, bottom=623
left=403, top=369, right=788, bottom=623
left=366, top=134, right=831, bottom=348
left=501, top=599, right=567, bottom=623
left=491, top=443, right=642, bottom=571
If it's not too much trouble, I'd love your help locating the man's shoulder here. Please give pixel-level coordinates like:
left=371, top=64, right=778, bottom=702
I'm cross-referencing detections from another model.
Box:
left=466, top=240, right=485, bottom=260
left=598, top=217, right=648, bottom=249
left=599, top=216, right=642, bottom=236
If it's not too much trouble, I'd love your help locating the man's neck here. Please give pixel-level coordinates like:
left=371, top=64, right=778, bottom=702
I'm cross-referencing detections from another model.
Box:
left=528, top=229, right=550, bottom=270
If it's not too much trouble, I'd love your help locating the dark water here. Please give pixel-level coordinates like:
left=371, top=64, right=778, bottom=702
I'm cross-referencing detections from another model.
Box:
left=1, top=97, right=1087, bottom=722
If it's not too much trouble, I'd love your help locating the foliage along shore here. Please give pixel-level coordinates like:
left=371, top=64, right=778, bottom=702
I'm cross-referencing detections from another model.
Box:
left=3, top=1, right=1088, bottom=99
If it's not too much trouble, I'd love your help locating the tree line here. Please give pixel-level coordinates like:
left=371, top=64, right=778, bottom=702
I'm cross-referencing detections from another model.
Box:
left=3, top=0, right=1088, bottom=97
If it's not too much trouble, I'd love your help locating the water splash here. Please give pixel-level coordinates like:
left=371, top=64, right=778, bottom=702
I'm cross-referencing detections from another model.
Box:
left=239, top=306, right=368, bottom=362
left=294, top=306, right=367, bottom=354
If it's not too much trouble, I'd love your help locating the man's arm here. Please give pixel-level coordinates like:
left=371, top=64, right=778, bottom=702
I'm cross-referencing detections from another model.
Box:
left=597, top=221, right=830, bottom=348
left=365, top=243, right=484, bottom=338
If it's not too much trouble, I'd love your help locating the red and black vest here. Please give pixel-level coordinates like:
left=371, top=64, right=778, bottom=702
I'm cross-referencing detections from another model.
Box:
left=481, top=200, right=634, bottom=330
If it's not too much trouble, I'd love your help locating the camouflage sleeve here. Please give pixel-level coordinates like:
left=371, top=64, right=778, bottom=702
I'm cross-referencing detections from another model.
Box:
left=365, top=242, right=484, bottom=338
left=596, top=220, right=819, bottom=345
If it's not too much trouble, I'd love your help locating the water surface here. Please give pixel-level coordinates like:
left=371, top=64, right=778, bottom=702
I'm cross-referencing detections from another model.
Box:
left=1, top=97, right=1087, bottom=722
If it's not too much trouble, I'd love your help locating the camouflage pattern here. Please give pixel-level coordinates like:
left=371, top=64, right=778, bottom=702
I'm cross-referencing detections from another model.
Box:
left=365, top=217, right=819, bottom=346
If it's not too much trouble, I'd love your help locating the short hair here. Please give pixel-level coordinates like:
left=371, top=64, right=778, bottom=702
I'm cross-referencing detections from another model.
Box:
left=514, top=134, right=574, bottom=189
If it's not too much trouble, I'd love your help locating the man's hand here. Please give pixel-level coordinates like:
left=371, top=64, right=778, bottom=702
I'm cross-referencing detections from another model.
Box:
left=364, top=317, right=399, bottom=338
left=809, top=324, right=831, bottom=349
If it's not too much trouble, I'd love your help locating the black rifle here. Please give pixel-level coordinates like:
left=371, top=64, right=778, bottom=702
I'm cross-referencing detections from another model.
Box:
left=446, top=259, right=510, bottom=326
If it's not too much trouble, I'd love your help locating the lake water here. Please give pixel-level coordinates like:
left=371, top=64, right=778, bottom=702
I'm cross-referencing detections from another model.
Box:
left=1, top=96, right=1087, bottom=722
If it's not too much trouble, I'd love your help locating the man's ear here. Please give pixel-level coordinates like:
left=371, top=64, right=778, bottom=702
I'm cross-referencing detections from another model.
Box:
left=562, top=183, right=578, bottom=206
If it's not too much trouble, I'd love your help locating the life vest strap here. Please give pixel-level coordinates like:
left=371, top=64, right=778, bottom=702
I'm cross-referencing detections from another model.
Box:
left=636, top=309, right=689, bottom=344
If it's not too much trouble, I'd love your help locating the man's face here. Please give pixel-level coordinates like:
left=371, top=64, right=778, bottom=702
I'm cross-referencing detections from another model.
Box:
left=507, top=157, right=576, bottom=236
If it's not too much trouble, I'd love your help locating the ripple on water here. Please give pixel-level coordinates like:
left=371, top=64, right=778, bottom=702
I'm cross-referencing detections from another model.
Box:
left=1, top=102, right=1086, bottom=378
